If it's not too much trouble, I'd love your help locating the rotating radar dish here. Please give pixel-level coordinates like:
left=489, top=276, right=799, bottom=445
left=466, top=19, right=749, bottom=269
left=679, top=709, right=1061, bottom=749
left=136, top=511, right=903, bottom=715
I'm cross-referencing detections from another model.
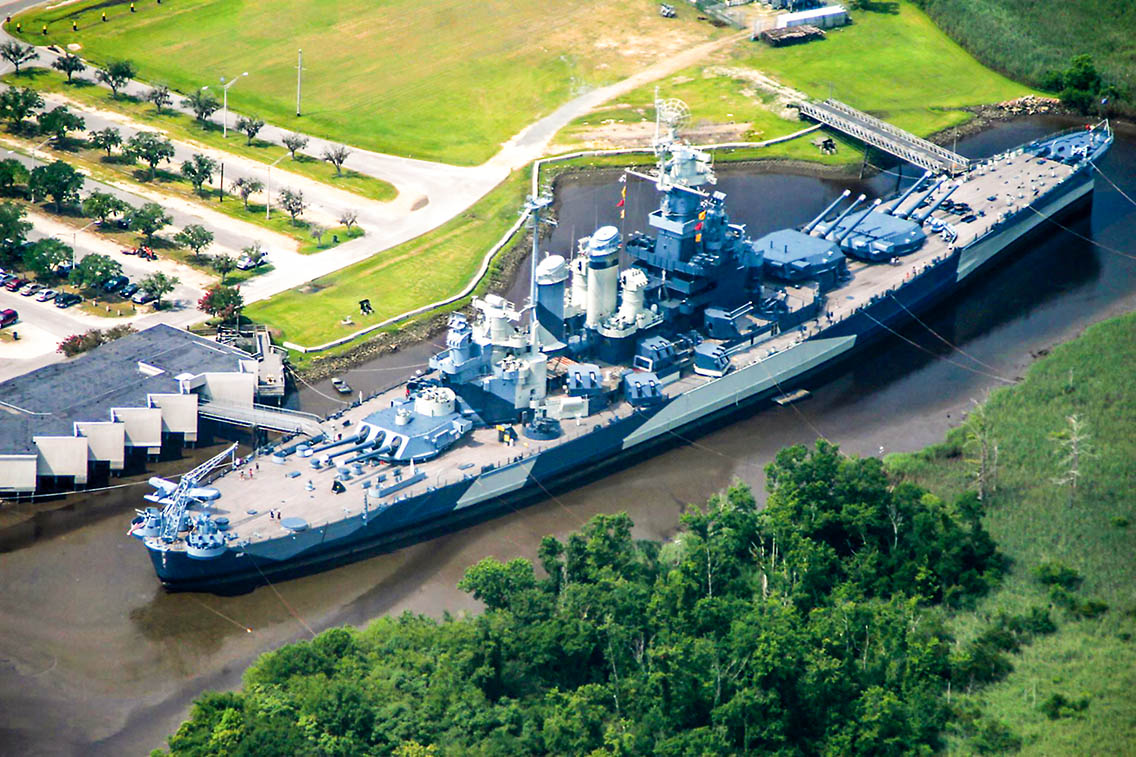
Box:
left=656, top=98, right=691, bottom=133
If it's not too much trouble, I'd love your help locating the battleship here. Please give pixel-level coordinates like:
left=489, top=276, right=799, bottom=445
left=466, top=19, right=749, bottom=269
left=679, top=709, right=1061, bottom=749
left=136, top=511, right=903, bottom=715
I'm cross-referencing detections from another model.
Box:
left=131, top=102, right=1113, bottom=591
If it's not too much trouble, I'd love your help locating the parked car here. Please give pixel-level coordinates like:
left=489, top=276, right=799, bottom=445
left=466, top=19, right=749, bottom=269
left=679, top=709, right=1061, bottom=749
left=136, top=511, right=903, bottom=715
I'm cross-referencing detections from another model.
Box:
left=0, top=273, right=16, bottom=287
left=103, top=275, right=129, bottom=293
left=0, top=308, right=17, bottom=327
left=961, top=214, right=978, bottom=224
left=54, top=292, right=81, bottom=308
left=4, top=276, right=28, bottom=291
left=35, top=288, right=57, bottom=302
left=131, top=289, right=155, bottom=304
left=20, top=282, right=42, bottom=297
left=236, top=253, right=268, bottom=270
left=330, top=377, right=352, bottom=395
left=120, top=282, right=140, bottom=298
left=54, top=260, right=74, bottom=277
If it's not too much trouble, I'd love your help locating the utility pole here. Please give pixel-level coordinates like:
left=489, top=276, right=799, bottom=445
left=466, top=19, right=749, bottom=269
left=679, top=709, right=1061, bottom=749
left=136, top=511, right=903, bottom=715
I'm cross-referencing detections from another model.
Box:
left=296, top=49, right=304, bottom=117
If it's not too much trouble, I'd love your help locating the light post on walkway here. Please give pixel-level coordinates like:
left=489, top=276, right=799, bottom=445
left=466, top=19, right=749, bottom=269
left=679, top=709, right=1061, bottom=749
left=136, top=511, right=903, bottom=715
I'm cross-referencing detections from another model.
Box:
left=265, top=153, right=287, bottom=220
left=207, top=72, right=248, bottom=139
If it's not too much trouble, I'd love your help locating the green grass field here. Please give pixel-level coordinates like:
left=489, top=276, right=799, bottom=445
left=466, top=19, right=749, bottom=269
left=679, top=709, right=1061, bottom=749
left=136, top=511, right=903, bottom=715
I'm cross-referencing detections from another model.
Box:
left=244, top=170, right=528, bottom=346
left=12, top=0, right=722, bottom=165
left=2, top=69, right=397, bottom=202
left=886, top=312, right=1136, bottom=754
left=572, top=2, right=1035, bottom=149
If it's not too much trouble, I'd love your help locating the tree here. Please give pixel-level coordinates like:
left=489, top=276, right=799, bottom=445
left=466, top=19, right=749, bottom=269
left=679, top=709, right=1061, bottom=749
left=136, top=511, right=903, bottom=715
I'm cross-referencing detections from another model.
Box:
left=22, top=238, right=72, bottom=278
left=322, top=144, right=351, bottom=176
left=174, top=224, right=213, bottom=260
left=198, top=284, right=244, bottom=320
left=964, top=399, right=997, bottom=501
left=211, top=253, right=237, bottom=283
left=147, top=84, right=172, bottom=114
left=184, top=88, right=220, bottom=123
left=1042, top=54, right=1120, bottom=115
left=89, top=126, right=123, bottom=157
left=1050, top=414, right=1093, bottom=507
left=230, top=176, right=263, bottom=210
left=130, top=202, right=172, bottom=244
left=82, top=191, right=129, bottom=224
left=96, top=59, right=137, bottom=99
left=139, top=271, right=179, bottom=308
left=125, top=131, right=175, bottom=179
left=241, top=241, right=266, bottom=265
left=28, top=160, right=84, bottom=212
left=51, top=53, right=86, bottom=83
left=235, top=115, right=265, bottom=145
left=0, top=159, right=29, bottom=195
left=338, top=209, right=359, bottom=231
left=0, top=40, right=37, bottom=75
left=0, top=86, right=44, bottom=130
left=57, top=324, right=136, bottom=357
left=37, top=105, right=85, bottom=145
left=180, top=153, right=217, bottom=195
left=0, top=202, right=31, bottom=262
left=69, top=253, right=121, bottom=290
left=282, top=132, right=308, bottom=159
left=309, top=223, right=327, bottom=247
left=278, top=187, right=305, bottom=225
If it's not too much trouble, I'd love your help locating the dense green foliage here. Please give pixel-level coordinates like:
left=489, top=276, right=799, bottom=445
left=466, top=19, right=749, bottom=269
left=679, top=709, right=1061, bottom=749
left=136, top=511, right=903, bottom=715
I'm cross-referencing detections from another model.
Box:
left=1040, top=55, right=1119, bottom=116
left=159, top=442, right=1019, bottom=755
left=913, top=0, right=1134, bottom=109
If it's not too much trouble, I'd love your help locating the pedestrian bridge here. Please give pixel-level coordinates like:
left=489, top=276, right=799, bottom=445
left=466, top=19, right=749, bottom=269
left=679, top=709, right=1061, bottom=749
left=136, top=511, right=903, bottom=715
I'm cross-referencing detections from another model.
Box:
left=198, top=401, right=324, bottom=436
left=797, top=99, right=971, bottom=175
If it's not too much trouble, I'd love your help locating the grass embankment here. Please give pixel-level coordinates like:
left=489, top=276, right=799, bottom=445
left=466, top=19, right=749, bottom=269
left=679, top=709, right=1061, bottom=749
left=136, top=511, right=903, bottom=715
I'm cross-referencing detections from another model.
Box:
left=563, top=2, right=1035, bottom=153
left=915, top=0, right=1135, bottom=107
left=4, top=69, right=396, bottom=202
left=887, top=312, right=1136, bottom=754
left=11, top=0, right=723, bottom=165
left=244, top=170, right=528, bottom=348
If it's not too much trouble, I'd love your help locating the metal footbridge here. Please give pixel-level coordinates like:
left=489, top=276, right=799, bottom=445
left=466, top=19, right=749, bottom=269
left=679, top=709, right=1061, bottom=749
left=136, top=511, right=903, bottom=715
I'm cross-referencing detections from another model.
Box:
left=198, top=401, right=325, bottom=436
left=797, top=99, right=971, bottom=175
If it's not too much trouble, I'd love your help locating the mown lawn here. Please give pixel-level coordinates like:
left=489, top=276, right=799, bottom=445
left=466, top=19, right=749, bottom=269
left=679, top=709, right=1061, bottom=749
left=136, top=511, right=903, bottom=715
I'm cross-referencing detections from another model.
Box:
left=12, top=0, right=723, bottom=165
left=244, top=170, right=528, bottom=346
left=577, top=2, right=1036, bottom=149
left=887, top=312, right=1136, bottom=755
left=2, top=69, right=397, bottom=202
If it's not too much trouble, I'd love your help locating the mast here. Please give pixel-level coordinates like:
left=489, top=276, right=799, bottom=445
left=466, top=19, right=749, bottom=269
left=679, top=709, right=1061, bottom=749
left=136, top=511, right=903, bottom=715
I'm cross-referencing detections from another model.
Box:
left=525, top=195, right=552, bottom=351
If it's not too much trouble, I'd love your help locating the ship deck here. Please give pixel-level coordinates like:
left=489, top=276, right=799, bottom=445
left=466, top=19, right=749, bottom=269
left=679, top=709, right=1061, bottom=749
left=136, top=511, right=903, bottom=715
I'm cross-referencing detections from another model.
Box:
left=155, top=152, right=1075, bottom=552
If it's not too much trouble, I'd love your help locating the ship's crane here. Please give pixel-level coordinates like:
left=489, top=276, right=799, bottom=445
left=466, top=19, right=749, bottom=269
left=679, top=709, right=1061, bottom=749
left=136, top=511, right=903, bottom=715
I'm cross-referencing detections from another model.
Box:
left=158, top=442, right=238, bottom=543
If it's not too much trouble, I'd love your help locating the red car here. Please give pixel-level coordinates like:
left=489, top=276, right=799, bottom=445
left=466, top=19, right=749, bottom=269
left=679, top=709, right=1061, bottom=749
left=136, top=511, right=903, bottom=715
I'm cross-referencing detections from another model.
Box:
left=4, top=277, right=27, bottom=291
left=0, top=308, right=17, bottom=328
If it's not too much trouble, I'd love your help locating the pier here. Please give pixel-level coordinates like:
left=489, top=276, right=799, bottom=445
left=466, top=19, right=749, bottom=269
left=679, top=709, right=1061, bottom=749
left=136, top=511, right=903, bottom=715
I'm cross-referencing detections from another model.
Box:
left=797, top=99, right=971, bottom=175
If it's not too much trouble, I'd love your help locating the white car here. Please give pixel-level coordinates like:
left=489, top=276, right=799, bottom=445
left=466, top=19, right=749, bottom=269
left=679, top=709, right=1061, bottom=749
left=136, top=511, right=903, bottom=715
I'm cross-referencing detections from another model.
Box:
left=35, top=288, right=57, bottom=302
left=237, top=254, right=268, bottom=270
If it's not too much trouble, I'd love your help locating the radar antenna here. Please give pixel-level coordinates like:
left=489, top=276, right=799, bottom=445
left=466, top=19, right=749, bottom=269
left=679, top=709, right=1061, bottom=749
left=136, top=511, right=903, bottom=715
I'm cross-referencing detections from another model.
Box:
left=158, top=442, right=238, bottom=542
left=653, top=92, right=691, bottom=149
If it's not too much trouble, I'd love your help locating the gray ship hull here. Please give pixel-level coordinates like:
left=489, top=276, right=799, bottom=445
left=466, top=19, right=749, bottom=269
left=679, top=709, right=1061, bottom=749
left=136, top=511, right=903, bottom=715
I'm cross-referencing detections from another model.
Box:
left=150, top=161, right=1099, bottom=593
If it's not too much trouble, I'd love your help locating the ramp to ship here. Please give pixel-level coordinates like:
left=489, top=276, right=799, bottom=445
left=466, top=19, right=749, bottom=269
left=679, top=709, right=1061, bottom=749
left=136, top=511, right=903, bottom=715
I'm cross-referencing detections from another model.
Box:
left=198, top=401, right=324, bottom=435
left=797, top=99, right=970, bottom=175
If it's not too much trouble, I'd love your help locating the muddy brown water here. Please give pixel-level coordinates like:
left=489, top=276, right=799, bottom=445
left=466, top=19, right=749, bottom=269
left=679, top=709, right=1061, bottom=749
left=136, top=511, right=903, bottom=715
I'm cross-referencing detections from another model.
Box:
left=2, top=117, right=1134, bottom=755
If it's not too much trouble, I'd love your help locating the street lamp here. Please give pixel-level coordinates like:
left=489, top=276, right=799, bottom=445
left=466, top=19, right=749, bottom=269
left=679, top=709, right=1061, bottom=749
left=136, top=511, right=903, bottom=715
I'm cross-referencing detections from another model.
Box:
left=205, top=71, right=248, bottom=139
left=265, top=153, right=286, bottom=220
left=52, top=218, right=98, bottom=265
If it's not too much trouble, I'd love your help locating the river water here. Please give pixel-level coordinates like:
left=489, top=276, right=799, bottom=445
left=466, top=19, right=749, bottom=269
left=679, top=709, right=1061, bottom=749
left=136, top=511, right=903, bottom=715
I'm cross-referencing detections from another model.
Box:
left=1, top=117, right=1134, bottom=756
